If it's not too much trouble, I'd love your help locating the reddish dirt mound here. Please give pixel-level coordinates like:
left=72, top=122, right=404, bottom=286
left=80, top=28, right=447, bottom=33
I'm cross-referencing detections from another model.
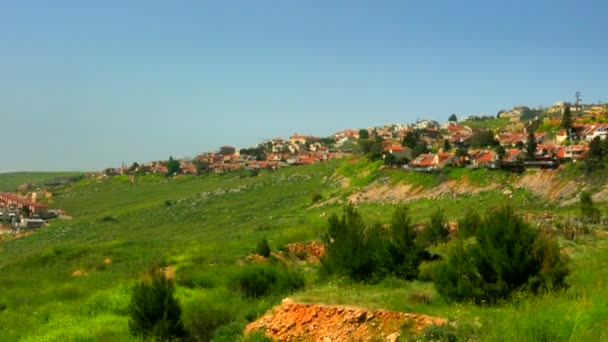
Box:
left=245, top=298, right=446, bottom=341
left=283, top=242, right=326, bottom=262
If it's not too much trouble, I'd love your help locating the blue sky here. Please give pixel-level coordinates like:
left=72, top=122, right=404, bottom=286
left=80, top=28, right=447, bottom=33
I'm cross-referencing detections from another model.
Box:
left=1, top=0, right=606, bottom=172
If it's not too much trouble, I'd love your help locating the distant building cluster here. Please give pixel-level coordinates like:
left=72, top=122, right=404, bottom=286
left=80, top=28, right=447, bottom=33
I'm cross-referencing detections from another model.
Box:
left=99, top=101, right=608, bottom=176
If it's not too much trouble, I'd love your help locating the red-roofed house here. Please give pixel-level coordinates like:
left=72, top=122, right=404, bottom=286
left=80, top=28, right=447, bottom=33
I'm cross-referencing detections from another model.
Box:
left=410, top=153, right=455, bottom=170
left=557, top=145, right=589, bottom=161
left=469, top=150, right=496, bottom=168
left=504, top=149, right=525, bottom=162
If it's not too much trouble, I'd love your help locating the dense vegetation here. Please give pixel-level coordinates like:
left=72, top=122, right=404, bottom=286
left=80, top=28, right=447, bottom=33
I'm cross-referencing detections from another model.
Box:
left=0, top=160, right=607, bottom=340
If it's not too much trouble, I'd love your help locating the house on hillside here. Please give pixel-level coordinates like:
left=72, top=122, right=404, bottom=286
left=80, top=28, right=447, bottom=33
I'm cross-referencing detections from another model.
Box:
left=498, top=132, right=546, bottom=147
left=557, top=145, right=588, bottom=161
left=469, top=150, right=496, bottom=168
left=503, top=149, right=526, bottom=163
left=410, top=153, right=454, bottom=171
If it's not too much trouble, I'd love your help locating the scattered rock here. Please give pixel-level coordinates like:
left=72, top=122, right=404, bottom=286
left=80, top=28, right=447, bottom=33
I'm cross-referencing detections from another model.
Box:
left=161, top=265, right=175, bottom=279
left=103, top=258, right=112, bottom=265
left=71, top=269, right=88, bottom=277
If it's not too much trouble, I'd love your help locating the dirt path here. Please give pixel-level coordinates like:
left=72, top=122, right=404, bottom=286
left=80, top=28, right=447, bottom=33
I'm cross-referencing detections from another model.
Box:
left=245, top=298, right=446, bottom=341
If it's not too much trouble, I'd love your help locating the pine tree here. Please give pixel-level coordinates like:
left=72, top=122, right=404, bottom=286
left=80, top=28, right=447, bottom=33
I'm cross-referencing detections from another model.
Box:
left=561, top=105, right=573, bottom=133
left=128, top=269, right=186, bottom=340
left=526, top=131, right=537, bottom=160
left=434, top=206, right=569, bottom=303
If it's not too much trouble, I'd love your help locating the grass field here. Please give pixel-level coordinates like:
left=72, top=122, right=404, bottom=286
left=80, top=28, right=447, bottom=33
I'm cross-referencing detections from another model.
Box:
left=0, top=172, right=85, bottom=192
left=0, top=160, right=606, bottom=341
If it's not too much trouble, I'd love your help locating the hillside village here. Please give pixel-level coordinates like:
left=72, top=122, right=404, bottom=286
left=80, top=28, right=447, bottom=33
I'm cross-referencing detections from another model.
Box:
left=105, top=100, right=608, bottom=176
left=3, top=100, right=607, bottom=233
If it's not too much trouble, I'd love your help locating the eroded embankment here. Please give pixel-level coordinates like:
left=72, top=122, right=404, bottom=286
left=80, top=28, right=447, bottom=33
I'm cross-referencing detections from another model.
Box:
left=340, top=168, right=598, bottom=206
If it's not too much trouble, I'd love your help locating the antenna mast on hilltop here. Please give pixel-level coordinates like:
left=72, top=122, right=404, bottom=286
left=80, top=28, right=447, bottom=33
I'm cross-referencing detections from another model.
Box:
left=575, top=91, right=582, bottom=113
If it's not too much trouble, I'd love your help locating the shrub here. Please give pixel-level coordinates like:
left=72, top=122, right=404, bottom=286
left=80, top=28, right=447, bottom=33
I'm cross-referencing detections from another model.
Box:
left=321, top=204, right=424, bottom=282
left=127, top=269, right=186, bottom=340
left=182, top=303, right=237, bottom=342
left=321, top=204, right=382, bottom=281
left=387, top=205, right=424, bottom=280
left=434, top=206, right=569, bottom=303
left=256, top=239, right=271, bottom=258
left=311, top=193, right=323, bottom=203
left=233, top=264, right=304, bottom=298
left=420, top=209, right=450, bottom=247
left=579, top=191, right=600, bottom=223
left=175, top=266, right=215, bottom=289
left=457, top=209, right=481, bottom=238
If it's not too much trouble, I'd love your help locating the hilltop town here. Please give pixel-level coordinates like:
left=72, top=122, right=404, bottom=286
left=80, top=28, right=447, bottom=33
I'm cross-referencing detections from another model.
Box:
left=2, top=99, right=607, bottom=234
left=103, top=100, right=608, bottom=176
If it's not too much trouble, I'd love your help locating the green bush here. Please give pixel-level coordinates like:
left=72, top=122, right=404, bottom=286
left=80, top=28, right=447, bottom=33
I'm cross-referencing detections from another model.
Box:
left=175, top=266, right=215, bottom=289
left=457, top=209, right=481, bottom=238
left=182, top=303, right=237, bottom=342
left=256, top=239, right=271, bottom=258
left=420, top=208, right=450, bottom=247
left=127, top=269, right=186, bottom=340
left=233, top=264, right=304, bottom=298
left=321, top=204, right=424, bottom=282
left=434, top=206, right=569, bottom=303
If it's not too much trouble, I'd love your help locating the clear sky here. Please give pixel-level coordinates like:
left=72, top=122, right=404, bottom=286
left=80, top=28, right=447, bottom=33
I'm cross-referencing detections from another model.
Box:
left=1, top=0, right=606, bottom=172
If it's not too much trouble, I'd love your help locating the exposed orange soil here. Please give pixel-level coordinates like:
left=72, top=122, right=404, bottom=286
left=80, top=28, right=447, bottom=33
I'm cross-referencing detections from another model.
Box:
left=245, top=298, right=446, bottom=341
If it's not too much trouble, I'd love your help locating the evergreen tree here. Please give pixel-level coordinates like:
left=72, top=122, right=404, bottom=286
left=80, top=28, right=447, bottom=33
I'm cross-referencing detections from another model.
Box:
left=412, top=141, right=429, bottom=158
left=495, top=145, right=506, bottom=162
left=443, top=139, right=451, bottom=152
left=562, top=106, right=573, bottom=133
left=457, top=209, right=481, bottom=238
left=387, top=206, right=422, bottom=279
left=402, top=131, right=419, bottom=149
left=579, top=191, right=600, bottom=223
left=358, top=129, right=369, bottom=140
left=588, top=136, right=603, bottom=161
left=420, top=209, right=450, bottom=247
left=166, top=156, right=181, bottom=176
left=526, top=131, right=537, bottom=160
left=448, top=114, right=458, bottom=122
left=434, top=206, right=569, bottom=303
left=128, top=269, right=186, bottom=340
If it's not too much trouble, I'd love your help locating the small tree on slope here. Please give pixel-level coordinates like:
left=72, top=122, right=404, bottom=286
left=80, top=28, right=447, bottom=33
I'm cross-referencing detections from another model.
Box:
left=434, top=206, right=569, bottom=303
left=128, top=268, right=186, bottom=340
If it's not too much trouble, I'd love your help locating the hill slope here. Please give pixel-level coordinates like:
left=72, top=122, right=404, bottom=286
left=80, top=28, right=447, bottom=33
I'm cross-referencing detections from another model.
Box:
left=1, top=160, right=607, bottom=340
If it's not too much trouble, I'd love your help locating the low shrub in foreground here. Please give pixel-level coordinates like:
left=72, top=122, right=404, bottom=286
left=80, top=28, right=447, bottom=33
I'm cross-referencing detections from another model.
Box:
left=127, top=269, right=186, bottom=340
left=182, top=303, right=238, bottom=342
left=434, top=205, right=569, bottom=303
left=233, top=264, right=304, bottom=298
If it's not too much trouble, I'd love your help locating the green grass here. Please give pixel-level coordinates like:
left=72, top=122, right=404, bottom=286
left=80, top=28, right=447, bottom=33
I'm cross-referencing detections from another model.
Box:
left=0, top=159, right=606, bottom=341
left=0, top=171, right=84, bottom=192
left=461, top=117, right=510, bottom=131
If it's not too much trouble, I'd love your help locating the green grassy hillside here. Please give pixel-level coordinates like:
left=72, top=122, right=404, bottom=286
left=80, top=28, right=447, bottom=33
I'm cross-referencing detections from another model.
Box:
left=0, top=172, right=84, bottom=192
left=0, top=160, right=607, bottom=341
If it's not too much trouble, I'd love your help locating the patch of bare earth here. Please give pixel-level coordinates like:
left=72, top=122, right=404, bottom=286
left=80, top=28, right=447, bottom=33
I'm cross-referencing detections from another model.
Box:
left=514, top=170, right=579, bottom=204
left=282, top=242, right=326, bottom=263
left=348, top=178, right=499, bottom=204
left=162, top=265, right=176, bottom=279
left=245, top=298, right=446, bottom=341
